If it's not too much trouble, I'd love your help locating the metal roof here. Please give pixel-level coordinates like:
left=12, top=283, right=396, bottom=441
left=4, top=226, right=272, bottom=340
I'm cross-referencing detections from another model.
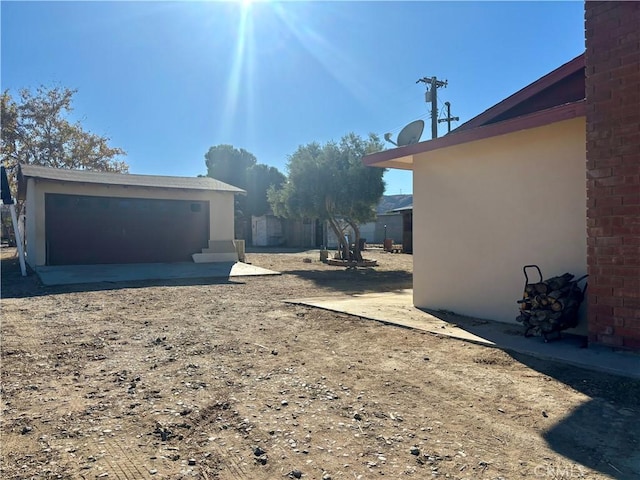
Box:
left=391, top=205, right=413, bottom=212
left=18, top=165, right=245, bottom=195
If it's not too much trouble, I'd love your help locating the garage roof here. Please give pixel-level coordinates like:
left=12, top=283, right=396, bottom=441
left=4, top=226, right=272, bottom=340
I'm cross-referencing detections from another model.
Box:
left=18, top=164, right=245, bottom=198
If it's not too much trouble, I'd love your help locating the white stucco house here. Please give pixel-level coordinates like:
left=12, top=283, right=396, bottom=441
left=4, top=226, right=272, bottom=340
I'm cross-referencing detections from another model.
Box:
left=17, top=165, right=245, bottom=268
left=364, top=54, right=587, bottom=327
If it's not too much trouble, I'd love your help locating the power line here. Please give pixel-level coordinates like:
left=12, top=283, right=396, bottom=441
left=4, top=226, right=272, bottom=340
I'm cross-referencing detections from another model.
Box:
left=383, top=111, right=431, bottom=138
left=437, top=101, right=459, bottom=134
left=416, top=76, right=448, bottom=139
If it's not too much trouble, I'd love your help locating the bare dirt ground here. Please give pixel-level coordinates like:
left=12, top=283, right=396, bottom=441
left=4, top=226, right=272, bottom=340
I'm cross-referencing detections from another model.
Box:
left=1, top=247, right=639, bottom=480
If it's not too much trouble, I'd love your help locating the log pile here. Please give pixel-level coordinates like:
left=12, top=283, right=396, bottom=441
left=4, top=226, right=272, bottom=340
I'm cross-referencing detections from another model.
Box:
left=516, top=272, right=587, bottom=340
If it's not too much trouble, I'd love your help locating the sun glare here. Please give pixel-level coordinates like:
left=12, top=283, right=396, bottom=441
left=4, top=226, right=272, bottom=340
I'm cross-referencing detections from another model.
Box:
left=220, top=1, right=254, bottom=139
left=235, top=0, right=260, bottom=11
left=217, top=1, right=368, bottom=142
left=272, top=4, right=368, bottom=102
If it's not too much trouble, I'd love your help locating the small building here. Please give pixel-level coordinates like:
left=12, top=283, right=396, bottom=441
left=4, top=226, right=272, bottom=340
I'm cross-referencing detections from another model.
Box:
left=251, top=214, right=285, bottom=247
left=354, top=213, right=403, bottom=247
left=18, top=165, right=244, bottom=267
left=392, top=205, right=413, bottom=254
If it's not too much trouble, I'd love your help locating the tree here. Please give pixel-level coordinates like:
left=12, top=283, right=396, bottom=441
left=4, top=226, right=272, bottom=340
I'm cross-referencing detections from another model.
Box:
left=268, top=132, right=386, bottom=261
left=246, top=164, right=286, bottom=218
left=1, top=86, right=128, bottom=179
left=204, top=144, right=257, bottom=191
left=204, top=144, right=285, bottom=239
left=1, top=86, right=128, bottom=244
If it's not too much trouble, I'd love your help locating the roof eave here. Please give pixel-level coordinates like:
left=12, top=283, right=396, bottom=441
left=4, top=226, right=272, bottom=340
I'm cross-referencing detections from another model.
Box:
left=364, top=100, right=586, bottom=169
left=454, top=53, right=585, bottom=133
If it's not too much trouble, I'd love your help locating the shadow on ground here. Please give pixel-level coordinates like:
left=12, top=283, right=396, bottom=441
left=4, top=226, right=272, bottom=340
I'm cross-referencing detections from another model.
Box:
left=510, top=353, right=640, bottom=479
left=281, top=267, right=413, bottom=294
left=246, top=247, right=316, bottom=254
left=426, top=309, right=640, bottom=479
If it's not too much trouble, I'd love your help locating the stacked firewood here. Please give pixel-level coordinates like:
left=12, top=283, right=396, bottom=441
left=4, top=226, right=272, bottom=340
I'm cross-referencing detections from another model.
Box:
left=516, top=272, right=587, bottom=339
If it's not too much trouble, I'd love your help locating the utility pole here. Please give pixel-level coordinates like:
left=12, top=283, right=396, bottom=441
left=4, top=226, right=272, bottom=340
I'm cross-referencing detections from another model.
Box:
left=438, top=101, right=459, bottom=134
left=417, top=76, right=448, bottom=139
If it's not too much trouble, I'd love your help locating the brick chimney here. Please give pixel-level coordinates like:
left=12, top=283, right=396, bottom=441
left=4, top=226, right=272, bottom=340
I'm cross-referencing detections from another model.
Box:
left=585, top=2, right=640, bottom=350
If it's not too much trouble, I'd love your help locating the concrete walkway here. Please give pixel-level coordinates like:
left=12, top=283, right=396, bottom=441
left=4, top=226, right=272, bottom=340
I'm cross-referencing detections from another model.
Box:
left=288, top=289, right=640, bottom=380
left=36, top=262, right=280, bottom=286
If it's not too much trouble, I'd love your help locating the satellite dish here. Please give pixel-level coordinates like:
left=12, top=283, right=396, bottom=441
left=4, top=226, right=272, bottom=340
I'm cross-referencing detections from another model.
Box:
left=397, top=120, right=424, bottom=146
left=384, top=119, right=424, bottom=147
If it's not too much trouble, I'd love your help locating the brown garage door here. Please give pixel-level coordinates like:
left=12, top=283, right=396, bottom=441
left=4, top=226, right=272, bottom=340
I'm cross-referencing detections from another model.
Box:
left=45, top=194, right=210, bottom=265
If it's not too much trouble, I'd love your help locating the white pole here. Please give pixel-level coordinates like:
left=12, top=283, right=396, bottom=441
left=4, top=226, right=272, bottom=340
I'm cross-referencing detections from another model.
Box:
left=9, top=203, right=26, bottom=276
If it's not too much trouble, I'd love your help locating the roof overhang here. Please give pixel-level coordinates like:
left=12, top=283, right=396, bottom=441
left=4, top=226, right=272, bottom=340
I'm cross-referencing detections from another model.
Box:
left=17, top=165, right=246, bottom=200
left=364, top=100, right=586, bottom=169
left=365, top=53, right=586, bottom=170
left=454, top=54, right=584, bottom=132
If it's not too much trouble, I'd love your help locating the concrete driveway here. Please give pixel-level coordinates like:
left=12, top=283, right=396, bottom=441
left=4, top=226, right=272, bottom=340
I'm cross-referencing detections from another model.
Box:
left=35, top=261, right=279, bottom=286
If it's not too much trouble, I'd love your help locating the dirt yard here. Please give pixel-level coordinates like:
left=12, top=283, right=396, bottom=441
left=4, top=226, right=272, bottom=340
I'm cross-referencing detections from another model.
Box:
left=1, top=247, right=639, bottom=480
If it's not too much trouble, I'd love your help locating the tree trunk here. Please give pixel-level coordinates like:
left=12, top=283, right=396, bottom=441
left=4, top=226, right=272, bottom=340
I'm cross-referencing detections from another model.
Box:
left=327, top=216, right=348, bottom=260
left=324, top=197, right=349, bottom=260
left=347, top=220, right=363, bottom=262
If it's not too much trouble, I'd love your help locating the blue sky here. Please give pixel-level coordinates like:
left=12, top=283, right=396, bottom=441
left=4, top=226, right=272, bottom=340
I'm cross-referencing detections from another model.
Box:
left=1, top=1, right=585, bottom=195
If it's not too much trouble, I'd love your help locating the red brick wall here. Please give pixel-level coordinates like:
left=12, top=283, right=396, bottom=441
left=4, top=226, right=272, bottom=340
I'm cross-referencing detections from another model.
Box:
left=585, top=1, right=640, bottom=350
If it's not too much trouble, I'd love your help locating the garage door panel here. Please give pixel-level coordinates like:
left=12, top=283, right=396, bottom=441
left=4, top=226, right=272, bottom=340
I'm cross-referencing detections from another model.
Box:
left=45, top=194, right=210, bottom=265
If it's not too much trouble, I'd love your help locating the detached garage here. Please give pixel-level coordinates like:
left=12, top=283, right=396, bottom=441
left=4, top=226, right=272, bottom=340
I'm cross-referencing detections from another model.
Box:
left=18, top=165, right=244, bottom=268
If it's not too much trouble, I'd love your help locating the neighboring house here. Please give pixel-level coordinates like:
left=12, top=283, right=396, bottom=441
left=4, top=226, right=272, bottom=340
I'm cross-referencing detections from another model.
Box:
left=252, top=214, right=398, bottom=250
left=392, top=205, right=413, bottom=254
left=357, top=213, right=403, bottom=245
left=327, top=195, right=412, bottom=248
left=364, top=2, right=639, bottom=351
left=17, top=165, right=245, bottom=267
left=253, top=195, right=412, bottom=250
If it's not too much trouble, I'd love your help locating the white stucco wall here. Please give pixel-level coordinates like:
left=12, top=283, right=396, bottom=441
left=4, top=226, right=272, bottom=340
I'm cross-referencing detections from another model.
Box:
left=412, top=117, right=587, bottom=326
left=24, top=179, right=236, bottom=268
left=25, top=178, right=37, bottom=266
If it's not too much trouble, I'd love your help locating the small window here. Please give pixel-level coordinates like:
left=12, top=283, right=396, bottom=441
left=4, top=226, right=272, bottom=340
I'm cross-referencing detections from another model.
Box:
left=190, top=203, right=202, bottom=213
